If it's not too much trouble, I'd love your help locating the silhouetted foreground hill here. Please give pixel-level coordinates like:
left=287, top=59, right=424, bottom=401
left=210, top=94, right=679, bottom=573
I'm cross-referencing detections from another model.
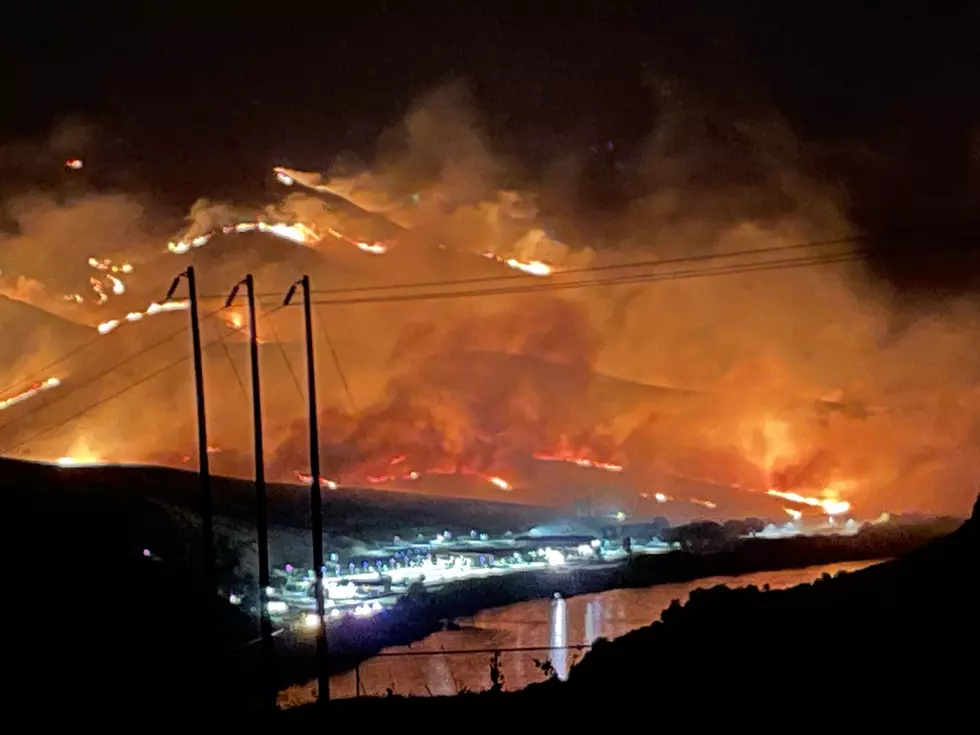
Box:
left=284, top=496, right=980, bottom=726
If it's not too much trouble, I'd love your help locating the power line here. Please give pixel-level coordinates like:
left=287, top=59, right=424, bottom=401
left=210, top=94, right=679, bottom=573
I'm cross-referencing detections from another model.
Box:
left=0, top=312, right=183, bottom=398
left=299, top=238, right=980, bottom=308
left=258, top=301, right=306, bottom=404
left=0, top=313, right=217, bottom=435
left=252, top=217, right=980, bottom=299
left=1, top=352, right=193, bottom=455
left=210, top=317, right=248, bottom=399
left=0, top=306, right=285, bottom=455
left=312, top=305, right=356, bottom=414
left=301, top=249, right=861, bottom=306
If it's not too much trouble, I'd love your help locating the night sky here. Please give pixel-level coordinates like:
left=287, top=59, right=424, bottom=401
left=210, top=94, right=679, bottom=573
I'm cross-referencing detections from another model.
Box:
left=4, top=2, right=980, bottom=290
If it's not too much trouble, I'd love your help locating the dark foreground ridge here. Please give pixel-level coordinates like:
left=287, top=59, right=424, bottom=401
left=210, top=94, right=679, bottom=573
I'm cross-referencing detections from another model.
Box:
left=283, top=495, right=980, bottom=727
left=9, top=459, right=973, bottom=730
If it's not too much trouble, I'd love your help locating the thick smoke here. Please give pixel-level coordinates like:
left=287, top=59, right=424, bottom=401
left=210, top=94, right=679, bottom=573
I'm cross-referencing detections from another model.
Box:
left=268, top=79, right=980, bottom=516
left=3, top=78, right=980, bottom=517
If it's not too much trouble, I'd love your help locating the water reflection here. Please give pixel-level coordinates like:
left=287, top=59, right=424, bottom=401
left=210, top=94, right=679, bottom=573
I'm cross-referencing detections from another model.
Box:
left=278, top=560, right=882, bottom=705
left=551, top=596, right=568, bottom=680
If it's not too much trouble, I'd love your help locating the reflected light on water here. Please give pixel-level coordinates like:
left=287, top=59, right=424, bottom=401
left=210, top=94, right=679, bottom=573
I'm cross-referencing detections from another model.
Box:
left=279, top=560, right=884, bottom=706
left=550, top=596, right=568, bottom=680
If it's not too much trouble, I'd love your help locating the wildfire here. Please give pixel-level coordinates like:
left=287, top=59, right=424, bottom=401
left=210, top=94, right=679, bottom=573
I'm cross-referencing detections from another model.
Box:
left=222, top=310, right=245, bottom=330
left=64, top=258, right=133, bottom=305
left=55, top=438, right=102, bottom=467
left=488, top=476, right=511, bottom=491
left=356, top=241, right=388, bottom=255
left=481, top=252, right=553, bottom=277
left=0, top=377, right=61, bottom=413
left=532, top=451, right=624, bottom=473
left=767, top=488, right=851, bottom=516
left=294, top=471, right=339, bottom=490
left=97, top=300, right=189, bottom=335
left=167, top=220, right=320, bottom=254
left=690, top=497, right=718, bottom=509
left=322, top=226, right=390, bottom=255
left=784, top=508, right=803, bottom=521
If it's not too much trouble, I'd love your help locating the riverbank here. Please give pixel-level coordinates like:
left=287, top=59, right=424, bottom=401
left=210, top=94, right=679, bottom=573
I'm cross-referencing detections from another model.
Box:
left=224, top=514, right=959, bottom=704
left=276, top=497, right=979, bottom=726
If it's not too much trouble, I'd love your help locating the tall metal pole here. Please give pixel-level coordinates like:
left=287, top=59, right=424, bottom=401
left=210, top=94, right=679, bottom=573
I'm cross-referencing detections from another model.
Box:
left=186, top=267, right=217, bottom=592
left=167, top=266, right=219, bottom=717
left=231, top=274, right=275, bottom=709
left=287, top=275, right=329, bottom=704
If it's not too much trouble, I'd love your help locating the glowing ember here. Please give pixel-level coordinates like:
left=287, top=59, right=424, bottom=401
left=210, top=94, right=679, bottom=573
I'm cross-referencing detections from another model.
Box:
left=65, top=158, right=84, bottom=170
left=767, top=488, right=851, bottom=516
left=66, top=258, right=133, bottom=305
left=275, top=170, right=295, bottom=186
left=0, top=377, right=61, bottom=412
left=107, top=274, right=125, bottom=295
left=356, top=241, right=388, bottom=255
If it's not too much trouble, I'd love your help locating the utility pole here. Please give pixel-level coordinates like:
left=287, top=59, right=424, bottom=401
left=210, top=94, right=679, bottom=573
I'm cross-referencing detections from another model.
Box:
left=166, top=266, right=219, bottom=713
left=226, top=274, right=275, bottom=710
left=284, top=275, right=329, bottom=705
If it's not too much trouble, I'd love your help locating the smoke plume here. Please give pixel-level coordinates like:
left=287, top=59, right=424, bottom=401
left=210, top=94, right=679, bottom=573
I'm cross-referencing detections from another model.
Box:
left=3, top=76, right=980, bottom=518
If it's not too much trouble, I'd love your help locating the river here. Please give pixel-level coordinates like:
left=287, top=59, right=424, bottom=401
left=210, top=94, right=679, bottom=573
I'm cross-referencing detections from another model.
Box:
left=279, top=559, right=883, bottom=705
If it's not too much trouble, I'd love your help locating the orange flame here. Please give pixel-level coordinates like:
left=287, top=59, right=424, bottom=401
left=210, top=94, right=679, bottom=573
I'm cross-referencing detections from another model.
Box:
left=0, top=377, right=61, bottom=412
left=767, top=488, right=851, bottom=516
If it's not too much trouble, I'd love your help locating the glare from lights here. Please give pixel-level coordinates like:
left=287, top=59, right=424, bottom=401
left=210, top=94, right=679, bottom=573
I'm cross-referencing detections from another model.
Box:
left=267, top=600, right=288, bottom=615
left=544, top=548, right=565, bottom=566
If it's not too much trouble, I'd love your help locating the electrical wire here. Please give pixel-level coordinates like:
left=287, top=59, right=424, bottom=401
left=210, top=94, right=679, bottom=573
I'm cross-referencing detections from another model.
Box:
left=299, top=239, right=979, bottom=307
left=0, top=306, right=285, bottom=455
left=0, top=311, right=219, bottom=435
left=258, top=301, right=306, bottom=404
left=210, top=317, right=248, bottom=399
left=209, top=217, right=980, bottom=301
left=312, top=305, right=357, bottom=414
left=301, top=249, right=859, bottom=306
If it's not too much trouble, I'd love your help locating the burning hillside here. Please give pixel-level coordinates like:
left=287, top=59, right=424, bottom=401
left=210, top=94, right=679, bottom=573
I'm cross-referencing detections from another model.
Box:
left=3, top=83, right=980, bottom=519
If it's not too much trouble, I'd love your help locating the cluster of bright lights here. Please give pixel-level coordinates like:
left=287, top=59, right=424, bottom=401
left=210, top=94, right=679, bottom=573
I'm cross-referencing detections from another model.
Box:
left=543, top=548, right=566, bottom=566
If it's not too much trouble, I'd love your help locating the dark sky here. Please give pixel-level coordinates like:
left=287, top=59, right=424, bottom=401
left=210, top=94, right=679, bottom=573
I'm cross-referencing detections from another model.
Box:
left=4, top=1, right=980, bottom=290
